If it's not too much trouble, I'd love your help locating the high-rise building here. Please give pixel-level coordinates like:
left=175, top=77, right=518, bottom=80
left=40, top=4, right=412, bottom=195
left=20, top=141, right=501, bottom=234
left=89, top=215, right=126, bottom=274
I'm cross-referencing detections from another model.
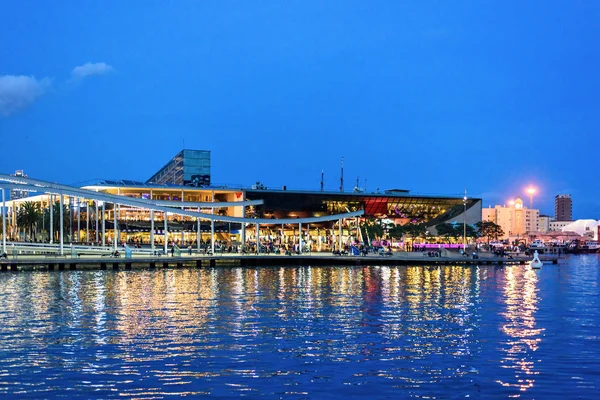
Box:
left=554, top=194, right=572, bottom=221
left=147, top=149, right=211, bottom=187
left=10, top=170, right=29, bottom=200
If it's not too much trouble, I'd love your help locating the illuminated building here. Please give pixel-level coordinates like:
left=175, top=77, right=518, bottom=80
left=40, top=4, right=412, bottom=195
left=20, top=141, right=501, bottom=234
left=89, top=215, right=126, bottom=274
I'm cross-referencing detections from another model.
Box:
left=244, top=189, right=482, bottom=233
left=482, top=197, right=539, bottom=239
left=548, top=220, right=573, bottom=232
left=3, top=150, right=482, bottom=248
left=538, top=215, right=552, bottom=233
left=147, top=149, right=211, bottom=187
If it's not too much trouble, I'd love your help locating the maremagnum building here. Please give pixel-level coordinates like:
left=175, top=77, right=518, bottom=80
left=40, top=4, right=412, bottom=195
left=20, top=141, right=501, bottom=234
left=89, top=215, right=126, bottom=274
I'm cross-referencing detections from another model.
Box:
left=4, top=150, right=482, bottom=249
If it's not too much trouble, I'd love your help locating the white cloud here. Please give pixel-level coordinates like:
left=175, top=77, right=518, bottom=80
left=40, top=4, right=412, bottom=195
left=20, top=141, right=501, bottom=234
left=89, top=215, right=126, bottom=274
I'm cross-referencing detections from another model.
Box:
left=0, top=75, right=50, bottom=117
left=71, top=62, right=114, bottom=80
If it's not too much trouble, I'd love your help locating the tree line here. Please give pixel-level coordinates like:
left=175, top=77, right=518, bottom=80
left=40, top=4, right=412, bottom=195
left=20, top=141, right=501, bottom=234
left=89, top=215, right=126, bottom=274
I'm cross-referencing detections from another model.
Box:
left=360, top=219, right=504, bottom=244
left=7, top=201, right=74, bottom=241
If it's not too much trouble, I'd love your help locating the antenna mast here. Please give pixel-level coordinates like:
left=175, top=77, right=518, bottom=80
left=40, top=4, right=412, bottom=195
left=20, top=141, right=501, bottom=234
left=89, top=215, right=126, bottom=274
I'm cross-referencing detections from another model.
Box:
left=320, top=170, right=324, bottom=192
left=339, top=157, right=344, bottom=193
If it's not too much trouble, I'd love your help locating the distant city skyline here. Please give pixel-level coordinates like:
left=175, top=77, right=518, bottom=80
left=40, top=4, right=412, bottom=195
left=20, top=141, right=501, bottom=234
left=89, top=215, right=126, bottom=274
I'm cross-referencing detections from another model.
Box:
left=1, top=1, right=599, bottom=218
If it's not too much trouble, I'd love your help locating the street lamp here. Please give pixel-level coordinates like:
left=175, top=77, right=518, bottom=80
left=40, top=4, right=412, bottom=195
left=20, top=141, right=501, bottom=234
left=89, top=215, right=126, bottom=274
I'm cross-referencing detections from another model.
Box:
left=463, top=189, right=467, bottom=252
left=526, top=187, right=536, bottom=208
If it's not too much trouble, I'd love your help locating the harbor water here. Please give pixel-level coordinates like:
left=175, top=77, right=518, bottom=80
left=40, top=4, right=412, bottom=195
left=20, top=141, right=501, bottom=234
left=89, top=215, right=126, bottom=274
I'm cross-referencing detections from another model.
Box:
left=0, top=255, right=599, bottom=398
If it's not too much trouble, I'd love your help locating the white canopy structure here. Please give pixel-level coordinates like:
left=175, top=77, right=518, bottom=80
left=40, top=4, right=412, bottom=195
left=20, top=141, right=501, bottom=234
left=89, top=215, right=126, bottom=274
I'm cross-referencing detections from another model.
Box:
left=561, top=219, right=599, bottom=240
left=0, top=174, right=364, bottom=256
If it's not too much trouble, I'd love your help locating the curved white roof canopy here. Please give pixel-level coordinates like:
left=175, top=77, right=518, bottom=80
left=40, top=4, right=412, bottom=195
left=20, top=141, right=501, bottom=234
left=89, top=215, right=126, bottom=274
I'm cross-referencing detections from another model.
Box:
left=561, top=219, right=600, bottom=240
left=0, top=175, right=364, bottom=224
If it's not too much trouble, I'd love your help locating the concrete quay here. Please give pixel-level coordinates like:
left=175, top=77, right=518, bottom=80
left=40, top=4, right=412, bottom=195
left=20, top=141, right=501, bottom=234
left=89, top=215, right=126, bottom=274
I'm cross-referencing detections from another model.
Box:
left=0, top=251, right=558, bottom=272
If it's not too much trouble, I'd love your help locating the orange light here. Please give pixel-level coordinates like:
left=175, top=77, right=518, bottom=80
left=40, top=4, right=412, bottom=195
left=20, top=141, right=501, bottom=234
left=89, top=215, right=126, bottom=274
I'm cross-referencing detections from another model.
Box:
left=526, top=187, right=536, bottom=196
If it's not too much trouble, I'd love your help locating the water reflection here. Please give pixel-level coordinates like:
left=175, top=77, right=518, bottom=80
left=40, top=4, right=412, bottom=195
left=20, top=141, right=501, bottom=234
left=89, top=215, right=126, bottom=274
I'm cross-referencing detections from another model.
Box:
left=0, top=262, right=596, bottom=398
left=495, top=266, right=543, bottom=394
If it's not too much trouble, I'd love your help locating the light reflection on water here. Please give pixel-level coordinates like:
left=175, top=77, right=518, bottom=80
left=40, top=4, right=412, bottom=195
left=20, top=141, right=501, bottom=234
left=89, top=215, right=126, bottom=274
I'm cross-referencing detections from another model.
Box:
left=496, top=267, right=543, bottom=392
left=0, top=258, right=599, bottom=398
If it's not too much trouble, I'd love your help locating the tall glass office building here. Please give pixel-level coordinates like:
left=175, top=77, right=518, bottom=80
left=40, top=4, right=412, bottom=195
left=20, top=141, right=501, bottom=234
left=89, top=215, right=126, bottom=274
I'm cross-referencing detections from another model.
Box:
left=147, top=150, right=211, bottom=186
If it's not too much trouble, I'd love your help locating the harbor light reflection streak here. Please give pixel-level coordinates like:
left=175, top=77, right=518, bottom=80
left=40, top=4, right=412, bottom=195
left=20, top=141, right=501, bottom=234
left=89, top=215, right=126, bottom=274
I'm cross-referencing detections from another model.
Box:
left=497, top=266, right=543, bottom=393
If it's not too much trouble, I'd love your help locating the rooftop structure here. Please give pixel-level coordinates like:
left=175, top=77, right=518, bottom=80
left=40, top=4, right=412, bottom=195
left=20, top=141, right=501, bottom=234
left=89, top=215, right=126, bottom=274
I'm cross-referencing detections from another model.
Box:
left=10, top=170, right=29, bottom=200
left=147, top=149, right=211, bottom=187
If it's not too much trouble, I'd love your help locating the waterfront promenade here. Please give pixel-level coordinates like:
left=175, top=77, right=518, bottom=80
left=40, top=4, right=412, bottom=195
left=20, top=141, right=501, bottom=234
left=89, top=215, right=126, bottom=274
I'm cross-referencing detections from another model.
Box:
left=0, top=246, right=555, bottom=271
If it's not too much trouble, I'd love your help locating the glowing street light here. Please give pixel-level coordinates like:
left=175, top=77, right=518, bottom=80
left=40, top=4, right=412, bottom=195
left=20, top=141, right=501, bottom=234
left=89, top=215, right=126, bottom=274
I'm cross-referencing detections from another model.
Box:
left=463, top=189, right=467, bottom=252
left=526, top=187, right=536, bottom=208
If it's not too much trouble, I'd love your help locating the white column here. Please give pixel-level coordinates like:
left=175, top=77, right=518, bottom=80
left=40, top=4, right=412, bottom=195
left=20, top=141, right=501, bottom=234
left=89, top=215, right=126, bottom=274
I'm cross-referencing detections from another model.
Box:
left=2, top=188, right=6, bottom=254
left=211, top=191, right=215, bottom=255
left=164, top=212, right=168, bottom=254
left=59, top=194, right=64, bottom=256
left=114, top=203, right=118, bottom=252
left=299, top=222, right=302, bottom=254
left=66, top=197, right=71, bottom=241
left=116, top=188, right=121, bottom=248
left=85, top=199, right=89, bottom=244
left=256, top=223, right=260, bottom=254
left=241, top=206, right=246, bottom=246
left=117, top=204, right=121, bottom=245
left=102, top=202, right=105, bottom=246
left=68, top=196, right=73, bottom=242
left=318, top=229, right=322, bottom=252
left=49, top=194, right=54, bottom=244
left=150, top=191, right=154, bottom=250
left=150, top=209, right=155, bottom=250
left=211, top=219, right=215, bottom=255
left=181, top=190, right=185, bottom=246
left=338, top=219, right=342, bottom=251
left=197, top=207, right=201, bottom=251
left=77, top=198, right=81, bottom=243
left=95, top=200, right=99, bottom=243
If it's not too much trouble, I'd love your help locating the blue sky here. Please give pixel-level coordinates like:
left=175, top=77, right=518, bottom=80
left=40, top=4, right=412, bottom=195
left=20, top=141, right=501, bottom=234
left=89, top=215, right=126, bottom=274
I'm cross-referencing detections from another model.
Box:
left=1, top=1, right=599, bottom=217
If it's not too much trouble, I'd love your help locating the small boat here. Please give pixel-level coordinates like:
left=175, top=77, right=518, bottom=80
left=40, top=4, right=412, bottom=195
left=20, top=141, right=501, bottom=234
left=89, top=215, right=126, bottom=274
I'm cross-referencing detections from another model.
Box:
left=528, top=239, right=546, bottom=253
left=529, top=250, right=543, bottom=269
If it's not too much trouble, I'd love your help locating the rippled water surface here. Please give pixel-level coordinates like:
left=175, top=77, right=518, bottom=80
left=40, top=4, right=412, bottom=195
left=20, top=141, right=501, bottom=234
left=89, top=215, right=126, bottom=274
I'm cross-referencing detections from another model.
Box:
left=1, top=256, right=599, bottom=399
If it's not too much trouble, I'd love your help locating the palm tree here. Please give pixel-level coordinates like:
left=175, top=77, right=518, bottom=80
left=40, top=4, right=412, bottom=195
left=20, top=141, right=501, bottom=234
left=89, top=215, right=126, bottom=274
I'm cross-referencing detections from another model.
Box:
left=17, top=201, right=42, bottom=241
left=42, top=201, right=70, bottom=241
left=361, top=218, right=384, bottom=245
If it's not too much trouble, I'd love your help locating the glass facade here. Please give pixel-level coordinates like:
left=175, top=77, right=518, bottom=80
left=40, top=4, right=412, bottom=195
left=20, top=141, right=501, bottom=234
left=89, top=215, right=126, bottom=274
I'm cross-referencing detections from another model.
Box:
left=245, top=190, right=482, bottom=229
left=147, top=150, right=211, bottom=187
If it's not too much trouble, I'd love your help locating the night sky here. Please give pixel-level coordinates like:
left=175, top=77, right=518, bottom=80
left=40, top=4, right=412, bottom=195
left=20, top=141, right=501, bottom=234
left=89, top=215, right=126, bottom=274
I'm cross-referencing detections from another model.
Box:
left=1, top=1, right=599, bottom=218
